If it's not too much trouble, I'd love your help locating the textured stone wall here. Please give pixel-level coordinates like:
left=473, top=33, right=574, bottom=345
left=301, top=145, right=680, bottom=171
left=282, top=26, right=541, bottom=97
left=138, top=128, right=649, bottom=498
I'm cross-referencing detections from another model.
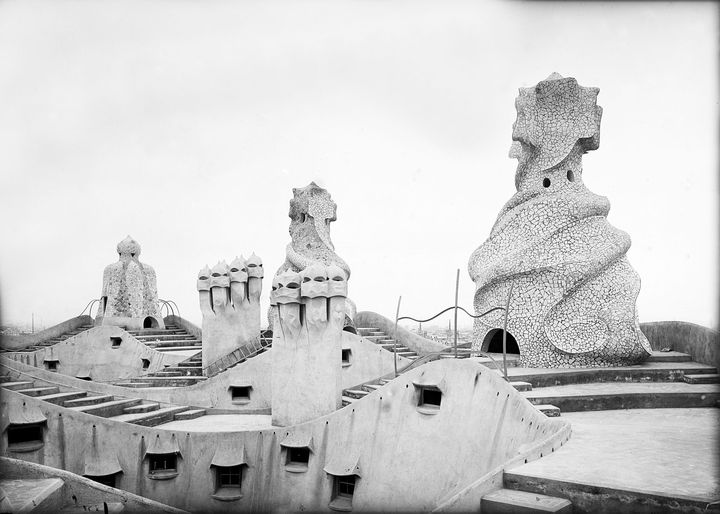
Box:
left=469, top=74, right=652, bottom=367
left=97, top=236, right=162, bottom=329
left=268, top=182, right=356, bottom=330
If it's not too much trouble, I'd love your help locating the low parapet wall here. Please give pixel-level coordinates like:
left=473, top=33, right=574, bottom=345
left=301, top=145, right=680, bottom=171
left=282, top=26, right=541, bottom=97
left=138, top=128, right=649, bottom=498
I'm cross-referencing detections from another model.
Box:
left=5, top=326, right=186, bottom=381
left=1, top=331, right=407, bottom=412
left=1, top=358, right=570, bottom=512
left=641, top=321, right=719, bottom=369
left=0, top=457, right=187, bottom=513
left=0, top=315, right=94, bottom=351
left=355, top=310, right=447, bottom=356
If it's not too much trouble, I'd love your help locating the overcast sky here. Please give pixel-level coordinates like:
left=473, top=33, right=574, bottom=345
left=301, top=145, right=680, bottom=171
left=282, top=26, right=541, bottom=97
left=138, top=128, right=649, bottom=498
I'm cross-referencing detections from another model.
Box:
left=0, top=0, right=717, bottom=332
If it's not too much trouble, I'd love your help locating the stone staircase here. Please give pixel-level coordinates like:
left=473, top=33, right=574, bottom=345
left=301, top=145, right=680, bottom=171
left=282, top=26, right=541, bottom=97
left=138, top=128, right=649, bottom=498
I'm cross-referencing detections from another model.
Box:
left=0, top=374, right=206, bottom=426
left=113, top=331, right=274, bottom=388
left=356, top=327, right=421, bottom=360
left=126, top=323, right=202, bottom=354
left=0, top=324, right=95, bottom=353
left=517, top=350, right=720, bottom=413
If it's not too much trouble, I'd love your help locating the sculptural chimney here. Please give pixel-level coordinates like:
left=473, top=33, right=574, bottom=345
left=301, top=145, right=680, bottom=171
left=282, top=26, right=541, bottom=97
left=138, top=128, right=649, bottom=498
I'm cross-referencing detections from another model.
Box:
left=96, top=236, right=164, bottom=330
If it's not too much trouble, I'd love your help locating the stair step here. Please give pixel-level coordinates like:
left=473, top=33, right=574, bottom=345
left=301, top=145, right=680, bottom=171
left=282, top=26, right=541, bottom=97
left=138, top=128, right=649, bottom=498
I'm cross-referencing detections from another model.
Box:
left=111, top=405, right=190, bottom=426
left=173, top=408, right=207, bottom=420
left=683, top=373, right=719, bottom=384
left=177, top=361, right=203, bottom=368
left=344, top=389, right=369, bottom=400
left=128, top=376, right=207, bottom=387
left=16, top=386, right=60, bottom=397
left=646, top=351, right=691, bottom=363
left=63, top=395, right=114, bottom=407
left=150, top=371, right=183, bottom=377
left=162, top=367, right=203, bottom=376
left=481, top=488, right=572, bottom=513
left=68, top=398, right=142, bottom=417
left=341, top=395, right=357, bottom=406
left=154, top=345, right=203, bottom=352
left=0, top=375, right=14, bottom=382
left=36, top=391, right=88, bottom=404
left=123, top=403, right=160, bottom=414
left=511, top=381, right=533, bottom=392
left=362, top=383, right=382, bottom=393
left=535, top=404, right=561, bottom=417
left=114, top=382, right=154, bottom=388
left=1, top=381, right=35, bottom=391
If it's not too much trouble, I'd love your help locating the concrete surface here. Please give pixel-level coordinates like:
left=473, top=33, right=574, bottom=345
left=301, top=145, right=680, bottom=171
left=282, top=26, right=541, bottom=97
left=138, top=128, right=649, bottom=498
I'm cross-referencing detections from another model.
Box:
left=0, top=477, right=64, bottom=512
left=159, top=414, right=275, bottom=432
left=506, top=408, right=720, bottom=503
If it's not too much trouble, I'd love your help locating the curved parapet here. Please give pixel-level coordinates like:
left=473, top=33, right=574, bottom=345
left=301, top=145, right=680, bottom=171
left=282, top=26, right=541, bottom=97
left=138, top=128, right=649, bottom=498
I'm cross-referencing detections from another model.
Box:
left=0, top=457, right=187, bottom=513
left=355, top=310, right=447, bottom=356
left=1, top=358, right=569, bottom=512
left=4, top=326, right=186, bottom=381
left=641, top=321, right=720, bottom=369
left=1, top=330, right=407, bottom=412
left=0, top=316, right=94, bottom=352
left=469, top=74, right=651, bottom=368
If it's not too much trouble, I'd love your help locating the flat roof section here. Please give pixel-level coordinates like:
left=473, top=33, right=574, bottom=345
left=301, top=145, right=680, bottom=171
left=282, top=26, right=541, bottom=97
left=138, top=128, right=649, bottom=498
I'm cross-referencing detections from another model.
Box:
left=505, top=408, right=720, bottom=505
left=157, top=414, right=276, bottom=432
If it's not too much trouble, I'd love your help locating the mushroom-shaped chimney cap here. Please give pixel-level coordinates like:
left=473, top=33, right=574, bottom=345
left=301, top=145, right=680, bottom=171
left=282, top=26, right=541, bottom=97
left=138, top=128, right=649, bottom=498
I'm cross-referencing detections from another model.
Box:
left=210, top=261, right=229, bottom=277
left=229, top=256, right=247, bottom=272
left=246, top=253, right=263, bottom=268
left=117, top=236, right=141, bottom=257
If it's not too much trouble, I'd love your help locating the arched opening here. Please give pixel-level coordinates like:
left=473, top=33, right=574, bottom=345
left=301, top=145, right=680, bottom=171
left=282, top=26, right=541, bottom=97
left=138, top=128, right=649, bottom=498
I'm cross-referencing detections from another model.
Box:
left=342, top=326, right=358, bottom=335
left=143, top=316, right=159, bottom=329
left=482, top=328, right=520, bottom=354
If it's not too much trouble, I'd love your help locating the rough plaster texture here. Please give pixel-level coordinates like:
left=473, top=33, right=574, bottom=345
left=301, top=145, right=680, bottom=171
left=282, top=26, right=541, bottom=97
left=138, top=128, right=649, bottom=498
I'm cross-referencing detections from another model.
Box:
left=269, top=182, right=356, bottom=331
left=1, top=330, right=406, bottom=412
left=5, top=326, right=185, bottom=381
left=0, top=457, right=186, bottom=513
left=271, top=265, right=345, bottom=426
left=469, top=74, right=651, bottom=367
left=197, top=254, right=263, bottom=370
left=0, top=359, right=569, bottom=512
left=96, top=236, right=164, bottom=330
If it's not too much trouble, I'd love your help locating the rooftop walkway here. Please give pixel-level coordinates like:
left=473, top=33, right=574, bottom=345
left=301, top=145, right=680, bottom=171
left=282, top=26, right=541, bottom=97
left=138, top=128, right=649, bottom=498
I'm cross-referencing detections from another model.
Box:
left=504, top=408, right=720, bottom=512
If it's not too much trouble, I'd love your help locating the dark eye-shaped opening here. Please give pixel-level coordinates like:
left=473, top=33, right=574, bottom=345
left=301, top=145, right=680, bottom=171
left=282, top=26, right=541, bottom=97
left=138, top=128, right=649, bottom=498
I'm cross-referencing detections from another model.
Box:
left=302, top=276, right=311, bottom=283
left=230, top=268, right=239, bottom=273
left=272, top=285, right=277, bottom=291
left=567, top=169, right=575, bottom=182
left=242, top=267, right=247, bottom=272
left=287, top=282, right=300, bottom=289
left=211, top=273, right=221, bottom=277
left=199, top=275, right=209, bottom=280
left=131, top=253, right=135, bottom=258
left=332, top=275, right=344, bottom=281
left=313, top=276, right=326, bottom=282
left=259, top=263, right=263, bottom=267
left=543, top=178, right=551, bottom=188
left=248, top=263, right=257, bottom=268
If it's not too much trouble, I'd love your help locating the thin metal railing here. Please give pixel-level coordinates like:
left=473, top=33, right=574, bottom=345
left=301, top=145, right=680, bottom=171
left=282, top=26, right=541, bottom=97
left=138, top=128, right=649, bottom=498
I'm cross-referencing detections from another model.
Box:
left=78, top=299, right=100, bottom=318
left=392, top=269, right=515, bottom=380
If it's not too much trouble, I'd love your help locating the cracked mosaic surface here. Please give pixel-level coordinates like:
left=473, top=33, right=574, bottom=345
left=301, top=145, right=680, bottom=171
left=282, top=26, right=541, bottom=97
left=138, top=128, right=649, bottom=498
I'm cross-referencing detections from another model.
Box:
left=99, top=236, right=160, bottom=320
left=268, top=182, right=355, bottom=330
left=469, top=74, right=652, bottom=367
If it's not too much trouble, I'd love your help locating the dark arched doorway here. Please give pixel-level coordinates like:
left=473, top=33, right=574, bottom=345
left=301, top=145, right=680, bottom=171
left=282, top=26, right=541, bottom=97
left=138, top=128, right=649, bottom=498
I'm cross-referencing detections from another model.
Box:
left=482, top=328, right=520, bottom=354
left=143, top=316, right=159, bottom=329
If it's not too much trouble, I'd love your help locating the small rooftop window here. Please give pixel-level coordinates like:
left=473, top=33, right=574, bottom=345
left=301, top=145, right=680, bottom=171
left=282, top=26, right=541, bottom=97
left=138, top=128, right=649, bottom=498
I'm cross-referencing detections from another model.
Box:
left=141, top=358, right=150, bottom=370
left=230, top=386, right=251, bottom=404
left=110, top=337, right=122, bottom=348
left=211, top=464, right=246, bottom=501
left=7, top=422, right=45, bottom=452
left=341, top=349, right=352, bottom=367
left=329, top=474, right=358, bottom=512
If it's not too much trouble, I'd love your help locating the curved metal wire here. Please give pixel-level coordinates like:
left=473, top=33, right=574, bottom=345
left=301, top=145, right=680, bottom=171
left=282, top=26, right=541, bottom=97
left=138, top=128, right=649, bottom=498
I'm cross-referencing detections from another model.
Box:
left=158, top=299, right=180, bottom=318
left=397, top=305, right=505, bottom=324
left=79, top=299, right=100, bottom=317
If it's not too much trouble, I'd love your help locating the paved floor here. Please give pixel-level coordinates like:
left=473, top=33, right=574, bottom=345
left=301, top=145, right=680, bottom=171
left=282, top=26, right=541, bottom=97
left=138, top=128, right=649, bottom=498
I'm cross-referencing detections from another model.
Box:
left=158, top=414, right=275, bottom=432
left=507, top=408, right=720, bottom=502
left=0, top=478, right=64, bottom=511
